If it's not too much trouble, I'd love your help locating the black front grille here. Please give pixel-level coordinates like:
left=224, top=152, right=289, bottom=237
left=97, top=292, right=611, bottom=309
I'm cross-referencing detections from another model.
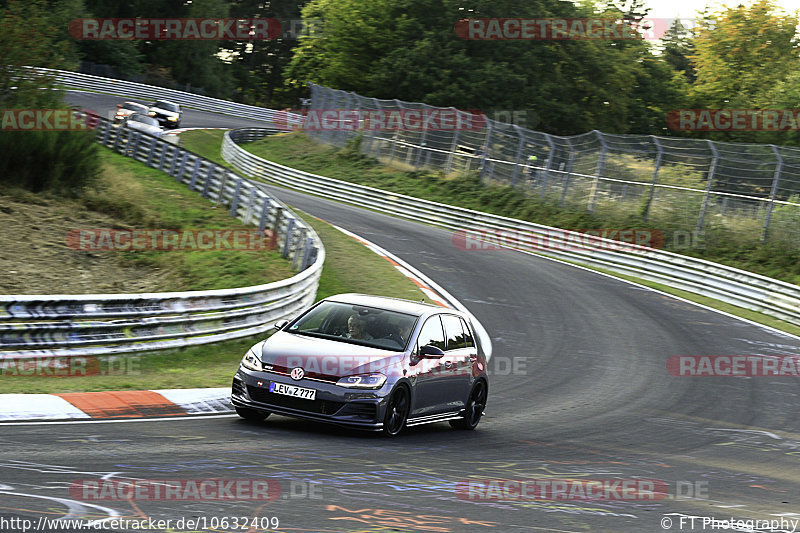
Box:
left=232, top=378, right=245, bottom=397
left=246, top=385, right=344, bottom=415
left=338, top=403, right=377, bottom=421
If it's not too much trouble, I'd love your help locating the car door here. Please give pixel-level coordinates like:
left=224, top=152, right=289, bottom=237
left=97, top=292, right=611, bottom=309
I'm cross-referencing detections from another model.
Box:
left=440, top=314, right=473, bottom=407
left=408, top=315, right=453, bottom=417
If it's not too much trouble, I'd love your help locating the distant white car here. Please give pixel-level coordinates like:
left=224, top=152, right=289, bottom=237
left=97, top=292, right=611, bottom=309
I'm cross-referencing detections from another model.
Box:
left=149, top=100, right=182, bottom=128
left=123, top=113, right=164, bottom=138
left=113, top=102, right=148, bottom=124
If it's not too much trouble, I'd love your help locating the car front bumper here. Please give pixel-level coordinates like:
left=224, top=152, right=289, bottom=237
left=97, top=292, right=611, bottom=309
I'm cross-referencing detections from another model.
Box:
left=231, top=368, right=391, bottom=431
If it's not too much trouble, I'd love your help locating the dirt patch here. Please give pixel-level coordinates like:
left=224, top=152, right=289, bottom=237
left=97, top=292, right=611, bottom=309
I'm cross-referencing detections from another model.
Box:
left=0, top=192, right=180, bottom=295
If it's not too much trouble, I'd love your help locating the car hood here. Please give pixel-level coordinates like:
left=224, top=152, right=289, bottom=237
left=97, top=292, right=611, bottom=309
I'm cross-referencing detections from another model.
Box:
left=258, top=332, right=406, bottom=378
left=151, top=107, right=179, bottom=117
left=127, top=123, right=162, bottom=136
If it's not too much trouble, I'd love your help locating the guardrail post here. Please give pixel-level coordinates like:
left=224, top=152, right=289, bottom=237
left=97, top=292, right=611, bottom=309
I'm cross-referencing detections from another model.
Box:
left=510, top=125, right=526, bottom=186
left=216, top=171, right=231, bottom=205
left=300, top=237, right=314, bottom=270
left=113, top=125, right=123, bottom=151
left=174, top=151, right=189, bottom=182
left=168, top=147, right=179, bottom=176
left=229, top=178, right=244, bottom=216
left=272, top=206, right=284, bottom=237
left=414, top=104, right=429, bottom=170
left=129, top=131, right=142, bottom=158
left=158, top=143, right=169, bottom=171
left=189, top=158, right=202, bottom=190
left=559, top=139, right=575, bottom=207
left=102, top=123, right=112, bottom=146
left=258, top=198, right=273, bottom=231
left=202, top=165, right=215, bottom=198
left=244, top=187, right=257, bottom=224
left=146, top=138, right=157, bottom=167
left=642, top=136, right=663, bottom=222
left=697, top=140, right=718, bottom=234
left=282, top=218, right=296, bottom=258
left=291, top=228, right=307, bottom=269
left=762, top=145, right=784, bottom=242
left=587, top=130, right=607, bottom=213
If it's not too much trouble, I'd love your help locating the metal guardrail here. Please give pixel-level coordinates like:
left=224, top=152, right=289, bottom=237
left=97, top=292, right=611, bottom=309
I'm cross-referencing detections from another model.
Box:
left=40, top=67, right=283, bottom=123
left=0, top=119, right=324, bottom=358
left=223, top=128, right=800, bottom=328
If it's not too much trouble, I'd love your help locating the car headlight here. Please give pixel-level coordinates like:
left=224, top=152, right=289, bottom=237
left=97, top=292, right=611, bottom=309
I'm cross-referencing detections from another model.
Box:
left=148, top=111, right=156, bottom=116
left=167, top=116, right=178, bottom=121
left=336, top=373, right=387, bottom=389
left=240, top=350, right=261, bottom=371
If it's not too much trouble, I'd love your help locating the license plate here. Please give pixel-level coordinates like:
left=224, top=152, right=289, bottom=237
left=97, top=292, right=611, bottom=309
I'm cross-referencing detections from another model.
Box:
left=269, top=382, right=316, bottom=400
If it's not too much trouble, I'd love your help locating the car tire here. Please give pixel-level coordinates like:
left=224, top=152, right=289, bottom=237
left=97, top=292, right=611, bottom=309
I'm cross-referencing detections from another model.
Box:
left=450, top=380, right=487, bottom=430
left=235, top=407, right=270, bottom=421
left=382, top=385, right=410, bottom=436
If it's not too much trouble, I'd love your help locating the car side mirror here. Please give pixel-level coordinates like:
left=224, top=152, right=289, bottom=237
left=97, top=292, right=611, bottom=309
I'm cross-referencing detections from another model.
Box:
left=420, top=345, right=445, bottom=358
left=274, top=319, right=289, bottom=330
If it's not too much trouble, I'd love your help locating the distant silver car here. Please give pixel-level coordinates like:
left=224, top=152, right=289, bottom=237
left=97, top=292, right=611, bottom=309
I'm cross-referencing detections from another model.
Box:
left=231, top=294, right=490, bottom=436
left=149, top=100, right=182, bottom=128
left=123, top=113, right=163, bottom=138
left=113, top=101, right=148, bottom=124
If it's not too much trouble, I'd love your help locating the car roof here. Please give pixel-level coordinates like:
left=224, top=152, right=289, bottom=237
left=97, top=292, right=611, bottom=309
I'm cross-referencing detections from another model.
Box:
left=152, top=100, right=179, bottom=106
left=124, top=102, right=146, bottom=107
left=323, top=293, right=458, bottom=317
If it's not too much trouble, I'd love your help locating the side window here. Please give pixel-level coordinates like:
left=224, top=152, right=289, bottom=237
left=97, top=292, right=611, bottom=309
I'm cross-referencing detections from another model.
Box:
left=417, top=316, right=446, bottom=351
left=442, top=314, right=466, bottom=351
left=460, top=317, right=475, bottom=348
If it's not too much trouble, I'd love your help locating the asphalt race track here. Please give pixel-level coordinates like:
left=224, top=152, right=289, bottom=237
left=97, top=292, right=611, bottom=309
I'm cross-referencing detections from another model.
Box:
left=1, top=92, right=798, bottom=533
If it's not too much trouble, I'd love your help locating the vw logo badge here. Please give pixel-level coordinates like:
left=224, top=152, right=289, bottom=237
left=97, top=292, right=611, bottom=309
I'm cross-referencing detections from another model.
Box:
left=290, top=367, right=304, bottom=381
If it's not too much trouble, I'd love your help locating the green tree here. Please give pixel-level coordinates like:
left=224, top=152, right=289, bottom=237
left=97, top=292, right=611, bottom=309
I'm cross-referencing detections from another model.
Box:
left=661, top=18, right=695, bottom=84
left=688, top=0, right=799, bottom=108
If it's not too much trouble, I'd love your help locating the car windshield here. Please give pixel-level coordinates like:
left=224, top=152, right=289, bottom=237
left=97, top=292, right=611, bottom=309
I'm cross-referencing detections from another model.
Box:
left=122, top=103, right=145, bottom=112
left=287, top=301, right=418, bottom=351
left=130, top=114, right=159, bottom=126
left=153, top=101, right=179, bottom=112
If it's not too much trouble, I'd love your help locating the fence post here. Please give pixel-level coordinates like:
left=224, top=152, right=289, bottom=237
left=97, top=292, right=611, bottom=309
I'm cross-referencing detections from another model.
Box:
left=479, top=120, right=493, bottom=181
left=761, top=145, right=784, bottom=242
left=559, top=139, right=575, bottom=207
left=587, top=130, right=607, bottom=213
left=444, top=109, right=461, bottom=175
left=300, top=237, right=314, bottom=270
left=130, top=131, right=142, bottom=158
left=541, top=134, right=556, bottom=198
left=364, top=98, right=381, bottom=156
left=414, top=104, right=429, bottom=170
left=510, top=125, right=526, bottom=186
left=696, top=139, right=719, bottom=234
left=642, top=136, right=664, bottom=222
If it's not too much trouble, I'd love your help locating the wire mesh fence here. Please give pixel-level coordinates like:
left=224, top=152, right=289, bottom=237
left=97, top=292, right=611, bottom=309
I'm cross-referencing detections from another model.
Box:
left=301, top=84, right=800, bottom=247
